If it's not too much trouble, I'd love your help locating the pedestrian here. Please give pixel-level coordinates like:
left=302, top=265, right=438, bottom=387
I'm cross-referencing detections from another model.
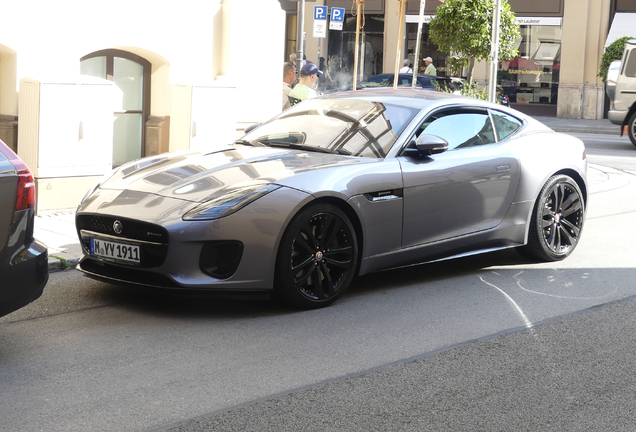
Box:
left=282, top=62, right=297, bottom=110
left=399, top=59, right=412, bottom=74
left=288, top=62, right=323, bottom=102
left=424, top=57, right=437, bottom=76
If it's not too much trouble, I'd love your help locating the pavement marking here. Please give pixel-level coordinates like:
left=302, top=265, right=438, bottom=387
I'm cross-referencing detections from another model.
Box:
left=479, top=274, right=533, bottom=329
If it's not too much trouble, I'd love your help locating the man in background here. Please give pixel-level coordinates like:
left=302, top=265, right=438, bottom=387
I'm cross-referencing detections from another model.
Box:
left=424, top=57, right=437, bottom=76
left=289, top=63, right=323, bottom=102
left=282, top=62, right=297, bottom=110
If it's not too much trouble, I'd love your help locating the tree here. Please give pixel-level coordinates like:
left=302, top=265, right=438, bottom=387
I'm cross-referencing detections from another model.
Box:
left=598, top=36, right=634, bottom=82
left=429, top=0, right=520, bottom=82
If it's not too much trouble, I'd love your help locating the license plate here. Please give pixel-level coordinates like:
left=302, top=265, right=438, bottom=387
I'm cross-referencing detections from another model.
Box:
left=90, top=238, right=140, bottom=264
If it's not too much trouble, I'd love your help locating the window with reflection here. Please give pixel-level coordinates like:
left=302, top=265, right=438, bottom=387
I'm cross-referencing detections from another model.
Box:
left=418, top=110, right=496, bottom=150
left=242, top=98, right=419, bottom=158
left=491, top=111, right=523, bottom=141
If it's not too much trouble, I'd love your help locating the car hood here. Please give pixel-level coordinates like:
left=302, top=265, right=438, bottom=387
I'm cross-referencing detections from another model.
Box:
left=97, top=145, right=372, bottom=203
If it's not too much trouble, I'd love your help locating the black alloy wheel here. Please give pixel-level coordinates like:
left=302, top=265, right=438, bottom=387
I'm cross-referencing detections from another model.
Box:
left=628, top=112, right=636, bottom=148
left=276, top=203, right=358, bottom=309
left=522, top=174, right=585, bottom=261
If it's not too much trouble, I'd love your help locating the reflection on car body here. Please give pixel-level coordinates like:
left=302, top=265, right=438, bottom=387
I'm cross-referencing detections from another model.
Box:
left=76, top=90, right=587, bottom=309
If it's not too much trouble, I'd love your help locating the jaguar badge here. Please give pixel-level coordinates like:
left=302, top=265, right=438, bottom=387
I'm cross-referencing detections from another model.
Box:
left=113, top=220, right=123, bottom=235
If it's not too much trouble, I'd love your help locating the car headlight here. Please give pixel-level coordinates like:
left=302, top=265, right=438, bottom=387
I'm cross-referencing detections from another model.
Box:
left=183, top=184, right=281, bottom=221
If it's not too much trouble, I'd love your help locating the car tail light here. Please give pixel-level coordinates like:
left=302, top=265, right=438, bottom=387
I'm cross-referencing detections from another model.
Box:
left=0, top=140, right=36, bottom=211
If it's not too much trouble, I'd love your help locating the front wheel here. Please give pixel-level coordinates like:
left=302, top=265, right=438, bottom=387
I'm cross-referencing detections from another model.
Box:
left=628, top=112, right=636, bottom=148
left=521, top=174, right=585, bottom=261
left=275, top=203, right=358, bottom=309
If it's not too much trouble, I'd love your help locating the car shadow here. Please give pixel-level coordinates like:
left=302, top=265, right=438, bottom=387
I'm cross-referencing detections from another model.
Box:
left=99, top=248, right=536, bottom=318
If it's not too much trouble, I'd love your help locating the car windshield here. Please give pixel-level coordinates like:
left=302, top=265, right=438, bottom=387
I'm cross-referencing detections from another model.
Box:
left=241, top=98, right=419, bottom=158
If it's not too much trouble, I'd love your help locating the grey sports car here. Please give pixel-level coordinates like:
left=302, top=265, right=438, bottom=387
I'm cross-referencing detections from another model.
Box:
left=76, top=90, right=587, bottom=309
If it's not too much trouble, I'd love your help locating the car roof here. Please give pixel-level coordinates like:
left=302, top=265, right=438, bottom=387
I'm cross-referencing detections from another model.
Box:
left=318, top=88, right=477, bottom=110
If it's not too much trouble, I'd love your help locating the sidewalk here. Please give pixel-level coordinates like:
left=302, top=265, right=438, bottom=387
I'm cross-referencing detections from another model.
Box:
left=35, top=115, right=627, bottom=272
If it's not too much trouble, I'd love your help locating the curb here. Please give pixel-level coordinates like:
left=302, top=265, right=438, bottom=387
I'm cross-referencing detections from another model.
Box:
left=48, top=257, right=80, bottom=272
left=551, top=127, right=620, bottom=135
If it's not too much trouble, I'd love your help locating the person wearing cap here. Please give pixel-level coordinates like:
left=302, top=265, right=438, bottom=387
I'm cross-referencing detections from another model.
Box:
left=289, top=62, right=323, bottom=102
left=424, top=57, right=437, bottom=76
left=399, top=59, right=412, bottom=74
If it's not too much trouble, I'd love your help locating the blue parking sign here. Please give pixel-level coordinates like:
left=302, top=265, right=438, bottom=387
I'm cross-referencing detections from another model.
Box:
left=314, top=5, right=327, bottom=20
left=331, top=7, right=345, bottom=22
left=329, top=7, right=345, bottom=30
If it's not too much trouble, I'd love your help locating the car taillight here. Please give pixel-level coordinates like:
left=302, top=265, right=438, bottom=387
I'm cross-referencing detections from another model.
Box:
left=15, top=169, right=36, bottom=211
left=0, top=140, right=36, bottom=211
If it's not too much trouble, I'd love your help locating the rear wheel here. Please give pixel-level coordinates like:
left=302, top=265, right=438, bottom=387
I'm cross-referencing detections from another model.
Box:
left=521, top=174, right=585, bottom=261
left=628, top=112, right=636, bottom=148
left=275, top=203, right=358, bottom=309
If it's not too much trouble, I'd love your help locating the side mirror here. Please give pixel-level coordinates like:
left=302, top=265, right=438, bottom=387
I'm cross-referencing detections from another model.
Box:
left=414, top=134, right=448, bottom=155
left=243, top=122, right=262, bottom=135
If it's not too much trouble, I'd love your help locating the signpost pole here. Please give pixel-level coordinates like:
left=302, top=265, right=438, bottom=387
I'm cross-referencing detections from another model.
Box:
left=296, top=0, right=305, bottom=74
left=393, top=0, right=408, bottom=89
left=488, top=0, right=502, bottom=103
left=353, top=0, right=363, bottom=91
left=412, top=0, right=426, bottom=88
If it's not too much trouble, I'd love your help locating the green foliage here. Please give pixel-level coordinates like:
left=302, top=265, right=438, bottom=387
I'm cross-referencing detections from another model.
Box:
left=429, top=0, right=520, bottom=76
left=598, top=36, right=634, bottom=82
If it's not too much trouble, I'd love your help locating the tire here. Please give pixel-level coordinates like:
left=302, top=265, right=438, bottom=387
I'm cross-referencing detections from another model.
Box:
left=628, top=112, right=636, bottom=148
left=521, top=174, right=585, bottom=261
left=275, top=203, right=358, bottom=309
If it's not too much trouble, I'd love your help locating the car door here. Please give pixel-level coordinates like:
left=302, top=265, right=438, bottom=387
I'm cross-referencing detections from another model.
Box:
left=397, top=107, right=521, bottom=248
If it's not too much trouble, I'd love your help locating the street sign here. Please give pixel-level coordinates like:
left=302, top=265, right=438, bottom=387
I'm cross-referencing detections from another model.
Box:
left=313, top=5, right=327, bottom=38
left=329, top=7, right=345, bottom=31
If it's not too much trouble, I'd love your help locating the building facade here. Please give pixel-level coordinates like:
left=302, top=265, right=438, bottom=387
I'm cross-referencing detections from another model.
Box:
left=279, top=0, right=636, bottom=118
left=0, top=0, right=285, bottom=213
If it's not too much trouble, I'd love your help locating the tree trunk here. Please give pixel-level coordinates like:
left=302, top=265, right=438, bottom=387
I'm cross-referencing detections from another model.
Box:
left=467, top=57, right=476, bottom=83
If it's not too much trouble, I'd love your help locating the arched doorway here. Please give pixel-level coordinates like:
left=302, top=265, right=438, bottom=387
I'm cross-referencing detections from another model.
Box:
left=80, top=50, right=150, bottom=167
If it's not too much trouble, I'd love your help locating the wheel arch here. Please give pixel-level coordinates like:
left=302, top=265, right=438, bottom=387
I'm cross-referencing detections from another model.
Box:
left=274, top=195, right=365, bottom=278
left=553, top=168, right=588, bottom=209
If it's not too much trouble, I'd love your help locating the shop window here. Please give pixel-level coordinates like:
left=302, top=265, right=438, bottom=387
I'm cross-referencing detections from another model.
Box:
left=498, top=24, right=562, bottom=106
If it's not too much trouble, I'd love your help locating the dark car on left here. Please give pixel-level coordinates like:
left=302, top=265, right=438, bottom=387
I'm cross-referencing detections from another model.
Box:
left=0, top=139, right=48, bottom=318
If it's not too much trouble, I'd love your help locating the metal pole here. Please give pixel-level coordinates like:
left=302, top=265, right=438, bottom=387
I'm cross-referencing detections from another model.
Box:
left=488, top=0, right=502, bottom=103
left=412, top=0, right=426, bottom=88
left=353, top=0, right=363, bottom=90
left=393, top=0, right=408, bottom=89
left=296, top=0, right=305, bottom=75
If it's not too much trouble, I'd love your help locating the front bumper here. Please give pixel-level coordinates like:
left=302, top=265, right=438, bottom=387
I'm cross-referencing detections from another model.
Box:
left=75, top=187, right=313, bottom=292
left=608, top=109, right=628, bottom=125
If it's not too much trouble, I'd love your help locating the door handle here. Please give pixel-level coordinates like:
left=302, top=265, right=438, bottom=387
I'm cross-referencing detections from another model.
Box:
left=496, top=164, right=511, bottom=172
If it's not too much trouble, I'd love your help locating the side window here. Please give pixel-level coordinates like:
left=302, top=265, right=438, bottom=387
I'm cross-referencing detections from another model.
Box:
left=625, top=50, right=636, bottom=78
left=417, top=110, right=496, bottom=150
left=491, top=110, right=523, bottom=141
left=397, top=76, right=413, bottom=86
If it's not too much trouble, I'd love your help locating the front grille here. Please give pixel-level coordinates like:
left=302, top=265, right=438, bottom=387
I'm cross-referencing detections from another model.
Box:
left=77, top=214, right=169, bottom=268
left=76, top=214, right=169, bottom=243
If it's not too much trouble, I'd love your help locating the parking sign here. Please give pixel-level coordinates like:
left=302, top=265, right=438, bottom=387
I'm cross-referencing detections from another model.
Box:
left=314, top=5, right=327, bottom=20
left=330, top=7, right=345, bottom=31
left=313, top=5, right=328, bottom=38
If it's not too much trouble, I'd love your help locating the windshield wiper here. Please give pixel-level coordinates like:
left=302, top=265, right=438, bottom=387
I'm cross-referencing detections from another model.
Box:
left=234, top=139, right=265, bottom=147
left=263, top=142, right=348, bottom=155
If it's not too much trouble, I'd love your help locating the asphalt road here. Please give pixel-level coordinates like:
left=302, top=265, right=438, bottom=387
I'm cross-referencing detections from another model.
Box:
left=1, top=133, right=636, bottom=432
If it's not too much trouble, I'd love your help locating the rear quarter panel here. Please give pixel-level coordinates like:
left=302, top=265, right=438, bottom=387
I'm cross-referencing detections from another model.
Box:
left=0, top=158, right=17, bottom=250
left=506, top=129, right=587, bottom=205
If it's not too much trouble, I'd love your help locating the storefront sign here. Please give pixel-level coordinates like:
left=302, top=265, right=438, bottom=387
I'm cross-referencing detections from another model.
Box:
left=517, top=17, right=562, bottom=26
